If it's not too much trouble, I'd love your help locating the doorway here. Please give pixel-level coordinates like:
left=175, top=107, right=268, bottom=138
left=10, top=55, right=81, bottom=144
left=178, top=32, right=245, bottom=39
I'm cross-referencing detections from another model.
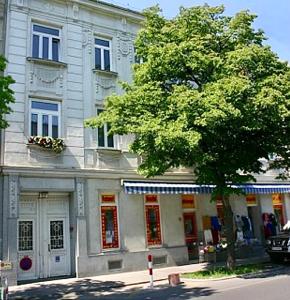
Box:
left=17, top=194, right=71, bottom=281
left=183, top=212, right=198, bottom=260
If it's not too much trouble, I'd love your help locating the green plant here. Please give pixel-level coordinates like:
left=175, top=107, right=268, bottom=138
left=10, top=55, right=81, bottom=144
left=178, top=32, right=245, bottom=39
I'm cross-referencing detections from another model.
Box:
left=28, top=136, right=65, bottom=153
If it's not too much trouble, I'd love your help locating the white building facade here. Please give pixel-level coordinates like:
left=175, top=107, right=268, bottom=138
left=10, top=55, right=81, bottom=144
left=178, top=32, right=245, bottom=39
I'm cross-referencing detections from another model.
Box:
left=1, top=0, right=290, bottom=285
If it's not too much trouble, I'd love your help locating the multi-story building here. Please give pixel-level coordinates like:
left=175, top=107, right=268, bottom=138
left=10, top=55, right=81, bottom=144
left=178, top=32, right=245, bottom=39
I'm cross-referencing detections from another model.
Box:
left=1, top=0, right=290, bottom=286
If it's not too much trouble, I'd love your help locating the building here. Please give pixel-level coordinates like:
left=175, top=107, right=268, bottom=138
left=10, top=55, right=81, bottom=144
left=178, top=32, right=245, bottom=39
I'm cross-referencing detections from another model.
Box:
left=1, top=0, right=290, bottom=286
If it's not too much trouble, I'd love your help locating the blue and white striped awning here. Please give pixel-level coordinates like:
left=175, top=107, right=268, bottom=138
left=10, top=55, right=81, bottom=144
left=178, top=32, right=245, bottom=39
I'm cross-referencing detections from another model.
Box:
left=123, top=181, right=290, bottom=195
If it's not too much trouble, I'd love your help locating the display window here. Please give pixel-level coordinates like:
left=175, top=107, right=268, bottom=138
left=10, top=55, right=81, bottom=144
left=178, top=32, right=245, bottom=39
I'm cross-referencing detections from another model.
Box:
left=100, top=193, right=119, bottom=249
left=145, top=204, right=162, bottom=246
left=272, top=194, right=285, bottom=230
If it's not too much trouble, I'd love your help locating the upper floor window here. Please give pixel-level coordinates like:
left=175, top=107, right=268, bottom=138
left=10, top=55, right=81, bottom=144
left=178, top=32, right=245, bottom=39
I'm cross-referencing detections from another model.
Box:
left=97, top=109, right=114, bottom=148
left=32, top=24, right=60, bottom=61
left=30, top=100, right=60, bottom=138
left=95, top=38, right=111, bottom=71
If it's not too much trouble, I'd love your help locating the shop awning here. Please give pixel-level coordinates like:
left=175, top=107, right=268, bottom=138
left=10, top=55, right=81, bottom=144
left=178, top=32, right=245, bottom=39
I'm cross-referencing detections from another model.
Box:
left=123, top=181, right=290, bottom=195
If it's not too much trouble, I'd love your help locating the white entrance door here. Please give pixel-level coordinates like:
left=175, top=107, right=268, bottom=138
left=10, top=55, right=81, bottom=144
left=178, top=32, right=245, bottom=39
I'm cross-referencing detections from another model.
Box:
left=17, top=194, right=71, bottom=281
left=47, top=218, right=70, bottom=277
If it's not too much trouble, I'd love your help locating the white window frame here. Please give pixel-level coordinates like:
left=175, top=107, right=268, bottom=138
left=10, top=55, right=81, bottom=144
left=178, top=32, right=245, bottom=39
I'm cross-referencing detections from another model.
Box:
left=99, top=193, right=120, bottom=251
left=94, top=37, right=112, bottom=71
left=32, top=23, right=61, bottom=61
left=29, top=99, right=61, bottom=138
left=96, top=108, right=116, bottom=149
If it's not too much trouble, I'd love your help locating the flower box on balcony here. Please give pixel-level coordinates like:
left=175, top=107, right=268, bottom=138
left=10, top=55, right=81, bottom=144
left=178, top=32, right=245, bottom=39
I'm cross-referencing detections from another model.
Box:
left=27, top=136, right=65, bottom=154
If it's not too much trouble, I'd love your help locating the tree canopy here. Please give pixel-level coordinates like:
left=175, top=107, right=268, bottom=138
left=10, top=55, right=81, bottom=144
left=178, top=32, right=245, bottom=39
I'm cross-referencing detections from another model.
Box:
left=86, top=5, right=290, bottom=268
left=0, top=56, right=15, bottom=129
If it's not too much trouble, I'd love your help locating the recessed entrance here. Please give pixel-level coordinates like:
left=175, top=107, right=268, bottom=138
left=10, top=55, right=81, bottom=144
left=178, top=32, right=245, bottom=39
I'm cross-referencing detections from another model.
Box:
left=17, top=193, right=71, bottom=281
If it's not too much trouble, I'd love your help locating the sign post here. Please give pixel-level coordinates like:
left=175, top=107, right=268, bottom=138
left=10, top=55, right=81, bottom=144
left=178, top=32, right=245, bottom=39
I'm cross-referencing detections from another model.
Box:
left=0, top=261, right=11, bottom=300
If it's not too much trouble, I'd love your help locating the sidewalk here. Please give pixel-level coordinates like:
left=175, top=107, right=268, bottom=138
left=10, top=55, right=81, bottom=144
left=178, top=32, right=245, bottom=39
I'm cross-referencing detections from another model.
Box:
left=9, top=255, right=269, bottom=297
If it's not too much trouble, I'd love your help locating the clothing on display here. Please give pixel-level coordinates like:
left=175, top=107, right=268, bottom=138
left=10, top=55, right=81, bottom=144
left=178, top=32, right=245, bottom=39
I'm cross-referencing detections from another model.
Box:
left=234, top=214, right=254, bottom=241
left=204, top=229, right=213, bottom=244
left=262, top=213, right=277, bottom=238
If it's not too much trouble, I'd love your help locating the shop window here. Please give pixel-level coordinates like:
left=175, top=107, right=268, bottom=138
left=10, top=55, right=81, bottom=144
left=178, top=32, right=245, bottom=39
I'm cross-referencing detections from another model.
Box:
left=100, top=194, right=119, bottom=249
left=216, top=197, right=224, bottom=225
left=272, top=194, right=285, bottom=232
left=32, top=24, right=60, bottom=61
left=145, top=195, right=162, bottom=246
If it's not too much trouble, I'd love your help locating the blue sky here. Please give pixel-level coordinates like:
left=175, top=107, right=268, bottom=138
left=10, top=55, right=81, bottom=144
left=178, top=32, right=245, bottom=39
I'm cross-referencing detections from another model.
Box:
left=107, top=0, right=289, bottom=62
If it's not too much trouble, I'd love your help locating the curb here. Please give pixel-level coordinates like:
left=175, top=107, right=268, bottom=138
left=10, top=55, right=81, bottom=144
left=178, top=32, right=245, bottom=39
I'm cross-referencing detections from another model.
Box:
left=180, top=265, right=285, bottom=282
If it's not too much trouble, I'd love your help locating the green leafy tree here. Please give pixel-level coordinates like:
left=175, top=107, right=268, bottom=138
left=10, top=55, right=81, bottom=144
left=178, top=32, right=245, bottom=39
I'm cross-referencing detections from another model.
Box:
left=86, top=5, right=290, bottom=269
left=0, top=55, right=15, bottom=129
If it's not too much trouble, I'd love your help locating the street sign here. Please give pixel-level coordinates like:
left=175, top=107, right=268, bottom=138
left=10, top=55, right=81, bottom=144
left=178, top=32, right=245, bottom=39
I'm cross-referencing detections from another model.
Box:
left=0, top=261, right=12, bottom=271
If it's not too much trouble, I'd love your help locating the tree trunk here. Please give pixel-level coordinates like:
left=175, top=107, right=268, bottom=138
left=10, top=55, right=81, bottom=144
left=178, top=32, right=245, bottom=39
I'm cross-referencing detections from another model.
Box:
left=222, top=195, right=236, bottom=270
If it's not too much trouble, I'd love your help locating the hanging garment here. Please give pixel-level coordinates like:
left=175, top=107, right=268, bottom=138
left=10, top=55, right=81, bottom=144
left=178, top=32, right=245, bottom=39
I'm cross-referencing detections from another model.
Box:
left=211, top=216, right=221, bottom=231
left=235, top=215, right=243, bottom=230
left=241, top=216, right=251, bottom=231
left=236, top=229, right=244, bottom=241
left=204, top=229, right=213, bottom=244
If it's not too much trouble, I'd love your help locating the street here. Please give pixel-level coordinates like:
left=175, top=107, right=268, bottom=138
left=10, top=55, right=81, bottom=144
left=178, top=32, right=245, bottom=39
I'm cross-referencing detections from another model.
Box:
left=9, top=265, right=290, bottom=300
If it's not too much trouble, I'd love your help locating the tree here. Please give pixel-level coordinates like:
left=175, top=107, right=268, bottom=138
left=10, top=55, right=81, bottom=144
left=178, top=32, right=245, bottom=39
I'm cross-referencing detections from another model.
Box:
left=0, top=55, right=15, bottom=129
left=86, top=5, right=290, bottom=269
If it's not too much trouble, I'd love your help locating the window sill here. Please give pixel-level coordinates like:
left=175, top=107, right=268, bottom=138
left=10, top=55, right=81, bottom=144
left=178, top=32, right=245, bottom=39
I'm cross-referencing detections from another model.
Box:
left=96, top=148, right=122, bottom=155
left=27, top=57, right=67, bottom=68
left=93, top=69, right=118, bottom=77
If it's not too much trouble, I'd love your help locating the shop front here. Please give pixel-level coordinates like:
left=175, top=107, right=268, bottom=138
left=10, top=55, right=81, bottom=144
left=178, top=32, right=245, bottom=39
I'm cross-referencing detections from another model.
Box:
left=123, top=181, right=290, bottom=262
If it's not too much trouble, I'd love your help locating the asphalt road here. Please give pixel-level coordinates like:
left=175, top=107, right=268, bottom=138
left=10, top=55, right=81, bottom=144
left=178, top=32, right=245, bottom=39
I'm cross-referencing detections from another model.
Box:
left=10, top=266, right=290, bottom=300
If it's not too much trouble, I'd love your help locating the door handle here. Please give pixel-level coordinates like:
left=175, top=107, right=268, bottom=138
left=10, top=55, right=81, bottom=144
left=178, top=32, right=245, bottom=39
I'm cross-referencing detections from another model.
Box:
left=48, top=244, right=51, bottom=252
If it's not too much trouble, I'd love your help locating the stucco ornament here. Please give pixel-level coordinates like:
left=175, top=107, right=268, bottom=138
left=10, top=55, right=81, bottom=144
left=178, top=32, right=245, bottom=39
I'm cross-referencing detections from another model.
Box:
left=9, top=175, right=18, bottom=218
left=76, top=181, right=85, bottom=217
left=117, top=33, right=134, bottom=62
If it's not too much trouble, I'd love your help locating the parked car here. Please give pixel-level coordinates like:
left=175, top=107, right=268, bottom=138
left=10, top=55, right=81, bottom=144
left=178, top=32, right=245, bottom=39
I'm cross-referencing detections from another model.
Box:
left=266, top=221, right=290, bottom=263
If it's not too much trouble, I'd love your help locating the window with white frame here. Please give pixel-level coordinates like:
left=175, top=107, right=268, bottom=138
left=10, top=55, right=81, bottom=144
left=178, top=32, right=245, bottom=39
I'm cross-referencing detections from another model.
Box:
left=95, top=38, right=111, bottom=71
left=32, top=24, right=60, bottom=61
left=97, top=109, right=114, bottom=148
left=30, top=100, right=60, bottom=138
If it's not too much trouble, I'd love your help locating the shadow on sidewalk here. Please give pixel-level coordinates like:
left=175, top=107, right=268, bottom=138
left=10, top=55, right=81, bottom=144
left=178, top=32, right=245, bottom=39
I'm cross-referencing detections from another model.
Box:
left=9, top=280, right=216, bottom=300
left=9, top=279, right=125, bottom=300
left=96, top=284, right=216, bottom=300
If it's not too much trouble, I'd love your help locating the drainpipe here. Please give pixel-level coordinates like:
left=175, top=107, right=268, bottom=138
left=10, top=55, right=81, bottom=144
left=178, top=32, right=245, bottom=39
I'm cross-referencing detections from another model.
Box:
left=0, top=0, right=8, bottom=261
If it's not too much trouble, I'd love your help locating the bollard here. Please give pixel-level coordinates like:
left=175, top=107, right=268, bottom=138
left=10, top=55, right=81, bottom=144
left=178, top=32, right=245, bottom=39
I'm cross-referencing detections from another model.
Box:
left=148, top=254, right=153, bottom=288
